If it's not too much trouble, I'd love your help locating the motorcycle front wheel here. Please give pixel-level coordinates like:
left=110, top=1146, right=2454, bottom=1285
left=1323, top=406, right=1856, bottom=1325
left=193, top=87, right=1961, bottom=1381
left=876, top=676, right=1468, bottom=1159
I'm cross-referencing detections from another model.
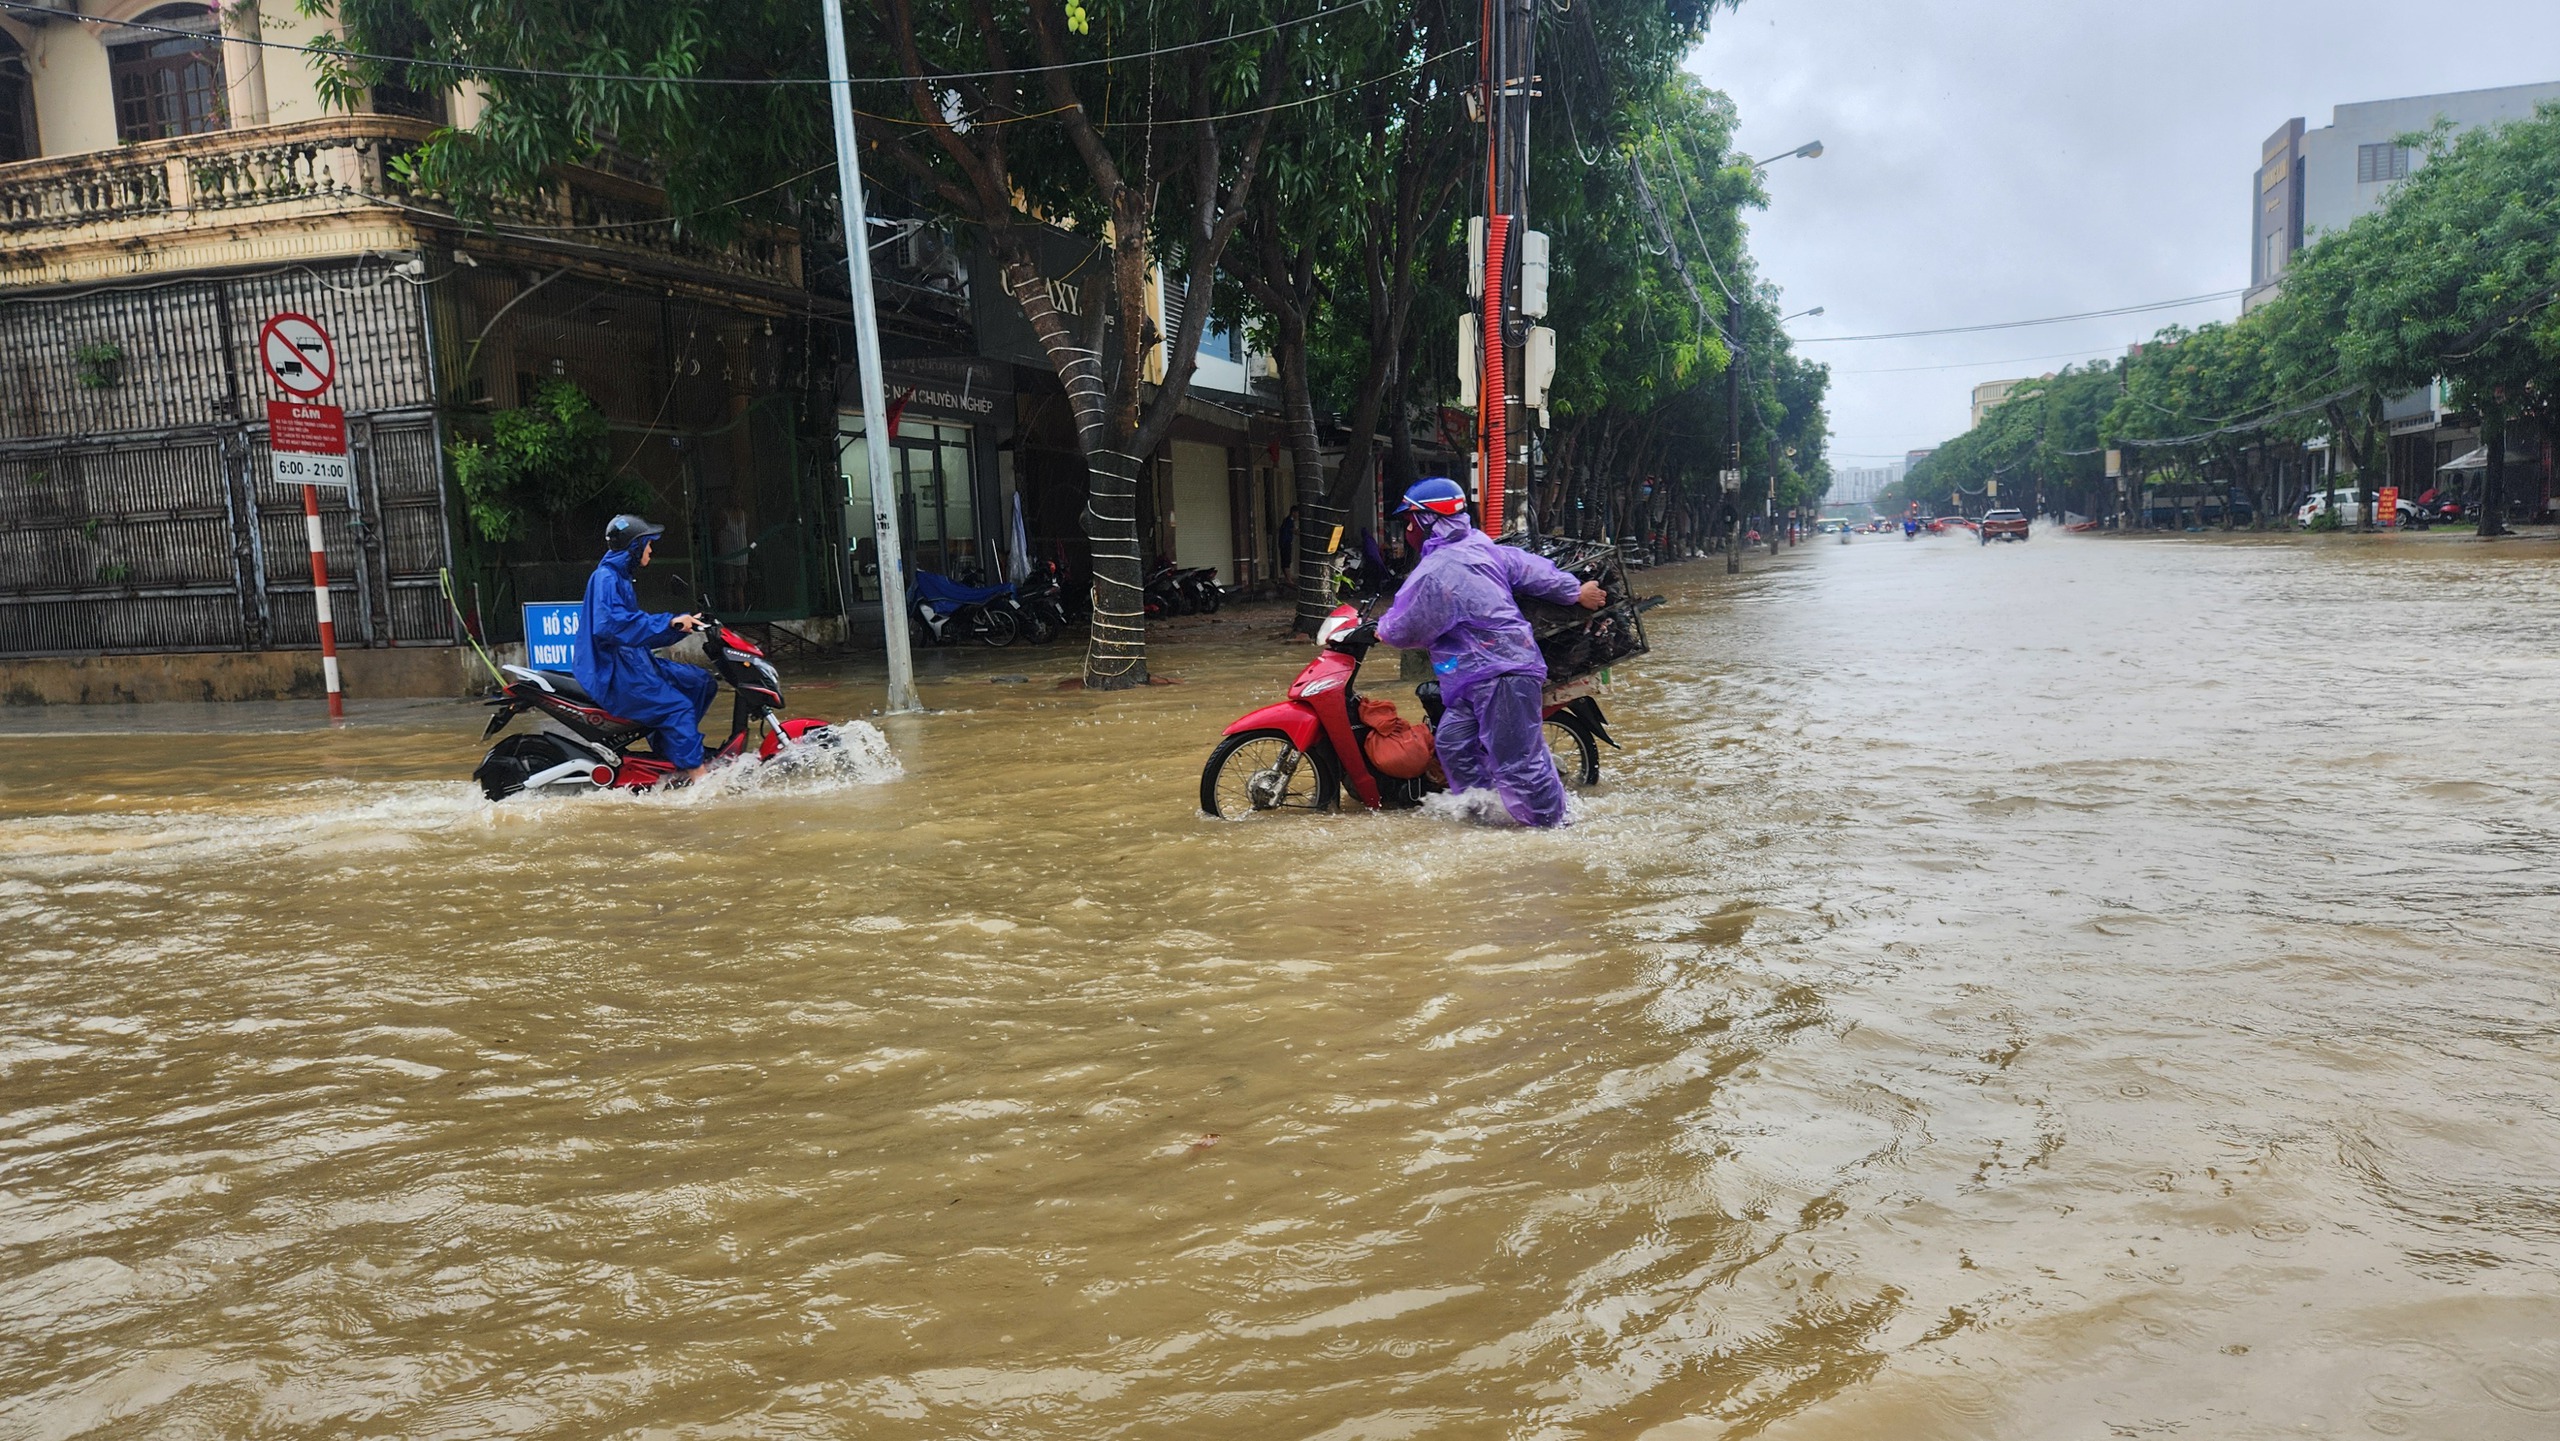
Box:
left=1544, top=717, right=1602, bottom=789
left=1018, top=607, right=1058, bottom=645
left=1201, top=730, right=1339, bottom=818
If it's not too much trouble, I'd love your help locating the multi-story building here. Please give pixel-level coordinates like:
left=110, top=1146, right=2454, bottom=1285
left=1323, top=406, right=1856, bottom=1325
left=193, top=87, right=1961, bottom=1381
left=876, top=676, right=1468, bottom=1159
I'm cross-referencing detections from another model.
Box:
left=1969, top=377, right=2041, bottom=430
left=0, top=1, right=826, bottom=702
left=2243, top=80, right=2560, bottom=518
left=2246, top=80, right=2560, bottom=309
left=1830, top=463, right=1902, bottom=506
left=0, top=2, right=1300, bottom=703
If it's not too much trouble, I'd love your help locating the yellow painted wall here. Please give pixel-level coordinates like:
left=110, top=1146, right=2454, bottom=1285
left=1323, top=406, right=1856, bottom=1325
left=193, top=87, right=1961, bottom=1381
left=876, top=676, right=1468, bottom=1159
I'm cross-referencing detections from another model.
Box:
left=19, top=19, right=117, bottom=158
left=257, top=5, right=341, bottom=126
left=7, top=2, right=352, bottom=162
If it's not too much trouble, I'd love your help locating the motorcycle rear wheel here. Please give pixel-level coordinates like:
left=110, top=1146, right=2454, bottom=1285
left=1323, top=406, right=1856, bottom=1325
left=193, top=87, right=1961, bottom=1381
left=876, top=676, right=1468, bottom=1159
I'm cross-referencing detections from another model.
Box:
left=977, top=608, right=1019, bottom=647
left=1199, top=585, right=1222, bottom=613
left=1544, top=717, right=1601, bottom=789
left=1018, top=607, right=1058, bottom=645
left=475, top=732, right=587, bottom=801
left=1201, top=730, right=1339, bottom=818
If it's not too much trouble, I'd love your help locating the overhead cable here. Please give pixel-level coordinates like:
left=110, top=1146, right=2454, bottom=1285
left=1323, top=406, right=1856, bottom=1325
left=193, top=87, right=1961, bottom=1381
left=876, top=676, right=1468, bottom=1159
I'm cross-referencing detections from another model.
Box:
left=1791, top=290, right=2247, bottom=343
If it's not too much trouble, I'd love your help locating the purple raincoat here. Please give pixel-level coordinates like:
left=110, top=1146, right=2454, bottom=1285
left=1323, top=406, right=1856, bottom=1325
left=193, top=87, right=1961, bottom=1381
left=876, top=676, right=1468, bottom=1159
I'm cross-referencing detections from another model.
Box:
left=1376, top=518, right=1582, bottom=699
left=1377, top=516, right=1582, bottom=826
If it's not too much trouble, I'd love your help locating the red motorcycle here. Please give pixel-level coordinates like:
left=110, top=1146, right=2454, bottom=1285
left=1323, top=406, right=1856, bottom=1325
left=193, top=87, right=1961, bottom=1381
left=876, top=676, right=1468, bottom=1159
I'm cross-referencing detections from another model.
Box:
left=473, top=613, right=839, bottom=800
left=1198, top=603, right=1612, bottom=818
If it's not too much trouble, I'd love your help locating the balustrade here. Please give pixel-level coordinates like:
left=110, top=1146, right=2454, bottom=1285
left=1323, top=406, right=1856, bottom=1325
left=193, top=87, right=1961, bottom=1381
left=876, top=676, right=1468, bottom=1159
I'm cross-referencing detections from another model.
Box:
left=0, top=117, right=796, bottom=289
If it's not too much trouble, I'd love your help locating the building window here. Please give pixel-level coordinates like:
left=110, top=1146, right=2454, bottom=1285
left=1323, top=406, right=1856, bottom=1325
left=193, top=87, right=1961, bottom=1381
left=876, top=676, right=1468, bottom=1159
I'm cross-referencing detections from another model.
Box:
left=111, top=5, right=227, bottom=143
left=1201, top=317, right=1243, bottom=365
left=0, top=31, right=35, bottom=162
left=371, top=82, right=448, bottom=124
left=2356, top=143, right=2412, bottom=185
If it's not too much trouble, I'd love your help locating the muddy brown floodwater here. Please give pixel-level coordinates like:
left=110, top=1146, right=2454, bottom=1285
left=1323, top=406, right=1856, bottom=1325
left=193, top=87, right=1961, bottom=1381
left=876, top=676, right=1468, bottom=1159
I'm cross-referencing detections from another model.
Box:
left=5, top=530, right=2560, bottom=1439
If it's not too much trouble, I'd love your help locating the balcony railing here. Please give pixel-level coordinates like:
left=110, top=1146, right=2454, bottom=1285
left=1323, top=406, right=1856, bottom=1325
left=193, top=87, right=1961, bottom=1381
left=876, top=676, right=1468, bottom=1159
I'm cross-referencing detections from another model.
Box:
left=0, top=116, right=800, bottom=292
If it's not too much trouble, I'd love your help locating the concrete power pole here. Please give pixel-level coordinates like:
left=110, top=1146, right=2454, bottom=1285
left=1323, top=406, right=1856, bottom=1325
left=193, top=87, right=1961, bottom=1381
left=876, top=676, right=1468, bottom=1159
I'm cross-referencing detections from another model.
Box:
left=1724, top=318, right=1744, bottom=574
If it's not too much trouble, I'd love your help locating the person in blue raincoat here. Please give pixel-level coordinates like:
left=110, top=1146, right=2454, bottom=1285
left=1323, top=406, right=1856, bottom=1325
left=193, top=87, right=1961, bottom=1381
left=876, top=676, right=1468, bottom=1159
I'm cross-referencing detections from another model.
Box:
left=1375, top=478, right=1602, bottom=827
left=576, top=514, right=717, bottom=780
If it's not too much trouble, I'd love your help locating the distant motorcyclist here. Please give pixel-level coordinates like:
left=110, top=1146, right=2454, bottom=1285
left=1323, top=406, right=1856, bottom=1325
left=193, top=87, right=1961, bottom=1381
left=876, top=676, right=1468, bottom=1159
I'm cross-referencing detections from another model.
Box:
left=576, top=515, right=715, bottom=782
left=1375, top=478, right=1602, bottom=827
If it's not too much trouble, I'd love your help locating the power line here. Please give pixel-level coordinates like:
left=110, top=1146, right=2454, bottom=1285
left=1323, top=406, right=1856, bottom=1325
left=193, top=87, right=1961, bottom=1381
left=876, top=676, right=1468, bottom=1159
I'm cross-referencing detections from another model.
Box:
left=1832, top=345, right=2128, bottom=376
left=0, top=0, right=1380, bottom=89
left=1790, top=290, right=2245, bottom=343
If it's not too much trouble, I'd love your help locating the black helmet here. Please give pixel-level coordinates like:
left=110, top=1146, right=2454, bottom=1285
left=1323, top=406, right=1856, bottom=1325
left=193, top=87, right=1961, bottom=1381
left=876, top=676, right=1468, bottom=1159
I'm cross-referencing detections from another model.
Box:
left=605, top=514, right=665, bottom=551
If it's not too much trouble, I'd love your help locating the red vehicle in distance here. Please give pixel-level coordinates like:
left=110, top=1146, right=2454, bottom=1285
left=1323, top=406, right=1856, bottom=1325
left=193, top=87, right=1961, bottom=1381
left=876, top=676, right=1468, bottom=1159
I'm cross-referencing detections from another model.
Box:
left=1979, top=508, right=2031, bottom=543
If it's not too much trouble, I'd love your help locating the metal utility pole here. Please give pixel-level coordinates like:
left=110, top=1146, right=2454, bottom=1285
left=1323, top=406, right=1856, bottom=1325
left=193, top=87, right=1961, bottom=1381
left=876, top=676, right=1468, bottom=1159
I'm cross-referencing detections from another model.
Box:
left=1724, top=314, right=1744, bottom=573
left=821, top=0, right=922, bottom=713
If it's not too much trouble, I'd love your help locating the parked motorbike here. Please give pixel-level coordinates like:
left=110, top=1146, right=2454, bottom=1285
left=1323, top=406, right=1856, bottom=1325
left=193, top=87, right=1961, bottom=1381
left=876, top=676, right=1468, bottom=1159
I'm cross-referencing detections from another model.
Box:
left=1144, top=563, right=1192, bottom=616
left=912, top=569, right=1021, bottom=647
left=473, top=613, right=838, bottom=800
left=1198, top=601, right=1612, bottom=818
left=1011, top=560, right=1069, bottom=644
left=1176, top=566, right=1225, bottom=614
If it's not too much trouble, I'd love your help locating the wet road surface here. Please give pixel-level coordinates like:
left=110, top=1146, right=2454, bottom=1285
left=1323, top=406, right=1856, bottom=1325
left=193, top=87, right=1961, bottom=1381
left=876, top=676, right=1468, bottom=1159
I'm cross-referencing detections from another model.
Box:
left=5, top=530, right=2559, bottom=1438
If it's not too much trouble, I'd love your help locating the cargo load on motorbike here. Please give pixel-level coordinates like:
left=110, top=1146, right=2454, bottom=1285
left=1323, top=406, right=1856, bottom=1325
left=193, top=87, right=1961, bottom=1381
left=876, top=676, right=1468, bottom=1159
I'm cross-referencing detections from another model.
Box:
left=1499, top=535, right=1650, bottom=691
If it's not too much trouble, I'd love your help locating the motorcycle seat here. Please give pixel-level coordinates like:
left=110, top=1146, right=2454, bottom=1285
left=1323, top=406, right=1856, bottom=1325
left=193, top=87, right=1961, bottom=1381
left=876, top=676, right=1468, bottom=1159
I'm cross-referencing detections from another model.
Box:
left=913, top=571, right=1014, bottom=606
left=503, top=664, right=603, bottom=706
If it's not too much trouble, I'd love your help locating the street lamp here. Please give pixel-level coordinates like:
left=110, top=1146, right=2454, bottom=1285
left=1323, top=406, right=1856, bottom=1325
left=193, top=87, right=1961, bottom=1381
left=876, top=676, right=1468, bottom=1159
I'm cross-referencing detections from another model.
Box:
left=1780, top=306, right=1824, bottom=325
left=1749, top=140, right=1824, bottom=170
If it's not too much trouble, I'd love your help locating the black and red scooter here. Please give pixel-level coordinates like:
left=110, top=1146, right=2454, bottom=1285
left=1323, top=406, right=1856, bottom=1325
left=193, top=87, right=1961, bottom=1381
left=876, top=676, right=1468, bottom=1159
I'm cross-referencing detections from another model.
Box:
left=472, top=611, right=838, bottom=800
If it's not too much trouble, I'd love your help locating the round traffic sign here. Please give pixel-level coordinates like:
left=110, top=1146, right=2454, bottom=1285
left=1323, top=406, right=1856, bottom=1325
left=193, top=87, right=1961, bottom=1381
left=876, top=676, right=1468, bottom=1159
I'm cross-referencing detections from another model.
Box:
left=258, top=312, right=338, bottom=398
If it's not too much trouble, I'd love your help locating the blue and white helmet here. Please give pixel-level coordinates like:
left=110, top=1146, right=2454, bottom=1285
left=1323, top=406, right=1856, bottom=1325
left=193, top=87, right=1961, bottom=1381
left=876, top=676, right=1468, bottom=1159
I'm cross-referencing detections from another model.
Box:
left=1396, top=477, right=1468, bottom=517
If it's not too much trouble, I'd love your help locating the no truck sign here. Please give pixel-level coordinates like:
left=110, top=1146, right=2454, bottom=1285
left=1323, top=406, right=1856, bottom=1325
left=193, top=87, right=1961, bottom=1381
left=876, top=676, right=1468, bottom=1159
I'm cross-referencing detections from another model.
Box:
left=258, top=312, right=338, bottom=398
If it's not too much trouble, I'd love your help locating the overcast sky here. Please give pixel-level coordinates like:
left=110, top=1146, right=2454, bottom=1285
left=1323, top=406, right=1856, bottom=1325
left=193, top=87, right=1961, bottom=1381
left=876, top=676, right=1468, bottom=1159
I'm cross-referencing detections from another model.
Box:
left=1694, top=0, right=2560, bottom=469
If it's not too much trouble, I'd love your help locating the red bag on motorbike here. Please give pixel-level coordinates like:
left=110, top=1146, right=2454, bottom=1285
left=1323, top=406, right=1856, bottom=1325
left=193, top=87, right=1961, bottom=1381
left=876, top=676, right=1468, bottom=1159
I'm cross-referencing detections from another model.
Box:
left=1358, top=697, right=1435, bottom=779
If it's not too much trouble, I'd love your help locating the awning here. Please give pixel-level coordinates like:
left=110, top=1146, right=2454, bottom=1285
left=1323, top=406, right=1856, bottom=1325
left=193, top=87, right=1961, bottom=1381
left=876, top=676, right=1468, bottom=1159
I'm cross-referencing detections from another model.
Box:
left=2437, top=445, right=2536, bottom=472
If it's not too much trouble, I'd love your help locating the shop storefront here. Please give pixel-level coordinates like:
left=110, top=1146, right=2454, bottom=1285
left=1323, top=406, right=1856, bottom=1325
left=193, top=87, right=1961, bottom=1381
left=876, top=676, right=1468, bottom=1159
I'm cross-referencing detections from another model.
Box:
left=837, top=359, right=1009, bottom=598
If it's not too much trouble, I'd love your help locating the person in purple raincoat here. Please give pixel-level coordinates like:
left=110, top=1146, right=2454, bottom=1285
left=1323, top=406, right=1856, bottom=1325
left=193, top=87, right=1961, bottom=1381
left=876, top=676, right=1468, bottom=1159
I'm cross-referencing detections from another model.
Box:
left=1375, top=478, right=1602, bottom=827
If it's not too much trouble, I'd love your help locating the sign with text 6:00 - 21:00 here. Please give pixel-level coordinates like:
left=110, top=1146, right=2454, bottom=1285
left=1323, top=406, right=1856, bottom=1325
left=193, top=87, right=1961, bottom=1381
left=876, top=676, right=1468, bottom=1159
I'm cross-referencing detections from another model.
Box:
left=522, top=601, right=587, bottom=672
left=267, top=400, right=351, bottom=489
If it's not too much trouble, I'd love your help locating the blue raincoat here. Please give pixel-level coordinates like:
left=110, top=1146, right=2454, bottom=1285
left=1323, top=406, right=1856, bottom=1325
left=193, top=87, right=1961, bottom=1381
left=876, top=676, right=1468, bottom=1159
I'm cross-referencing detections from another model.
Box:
left=1377, top=516, right=1583, bottom=826
left=574, top=545, right=717, bottom=768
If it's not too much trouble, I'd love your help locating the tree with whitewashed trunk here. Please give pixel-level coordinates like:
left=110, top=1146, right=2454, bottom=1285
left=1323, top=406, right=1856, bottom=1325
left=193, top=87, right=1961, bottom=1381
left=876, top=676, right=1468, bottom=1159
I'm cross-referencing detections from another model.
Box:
left=871, top=0, right=1282, bottom=688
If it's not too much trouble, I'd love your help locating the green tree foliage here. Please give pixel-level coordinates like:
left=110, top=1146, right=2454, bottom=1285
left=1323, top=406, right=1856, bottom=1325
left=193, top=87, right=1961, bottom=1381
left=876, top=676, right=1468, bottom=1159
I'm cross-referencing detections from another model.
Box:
left=1900, top=103, right=2560, bottom=532
left=448, top=381, right=635, bottom=545
left=306, top=0, right=827, bottom=235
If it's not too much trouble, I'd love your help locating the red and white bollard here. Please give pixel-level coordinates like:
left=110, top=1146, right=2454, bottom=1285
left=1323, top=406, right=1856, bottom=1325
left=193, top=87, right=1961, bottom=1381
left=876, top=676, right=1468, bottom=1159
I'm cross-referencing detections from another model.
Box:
left=301, top=483, right=344, bottom=721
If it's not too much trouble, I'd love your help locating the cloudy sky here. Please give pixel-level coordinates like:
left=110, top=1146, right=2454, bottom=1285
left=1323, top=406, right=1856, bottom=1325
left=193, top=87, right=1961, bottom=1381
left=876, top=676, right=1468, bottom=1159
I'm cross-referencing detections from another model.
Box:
left=1695, top=0, right=2560, bottom=470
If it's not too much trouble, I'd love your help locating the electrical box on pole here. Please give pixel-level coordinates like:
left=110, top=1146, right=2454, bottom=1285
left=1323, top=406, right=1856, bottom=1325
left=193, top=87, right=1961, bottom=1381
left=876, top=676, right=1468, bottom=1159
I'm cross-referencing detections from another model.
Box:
left=1467, top=217, right=1486, bottom=300
left=1522, top=325, right=1556, bottom=410
left=1519, top=230, right=1550, bottom=318
left=1458, top=313, right=1480, bottom=408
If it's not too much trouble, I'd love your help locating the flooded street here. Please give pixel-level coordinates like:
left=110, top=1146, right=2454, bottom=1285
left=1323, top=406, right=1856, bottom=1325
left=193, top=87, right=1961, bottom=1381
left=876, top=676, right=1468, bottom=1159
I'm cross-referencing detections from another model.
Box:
left=6, top=531, right=2560, bottom=1439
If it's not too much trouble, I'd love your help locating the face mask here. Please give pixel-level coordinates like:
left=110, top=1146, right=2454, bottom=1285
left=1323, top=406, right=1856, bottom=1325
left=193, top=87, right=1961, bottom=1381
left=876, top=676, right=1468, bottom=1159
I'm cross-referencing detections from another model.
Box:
left=1404, top=514, right=1430, bottom=556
